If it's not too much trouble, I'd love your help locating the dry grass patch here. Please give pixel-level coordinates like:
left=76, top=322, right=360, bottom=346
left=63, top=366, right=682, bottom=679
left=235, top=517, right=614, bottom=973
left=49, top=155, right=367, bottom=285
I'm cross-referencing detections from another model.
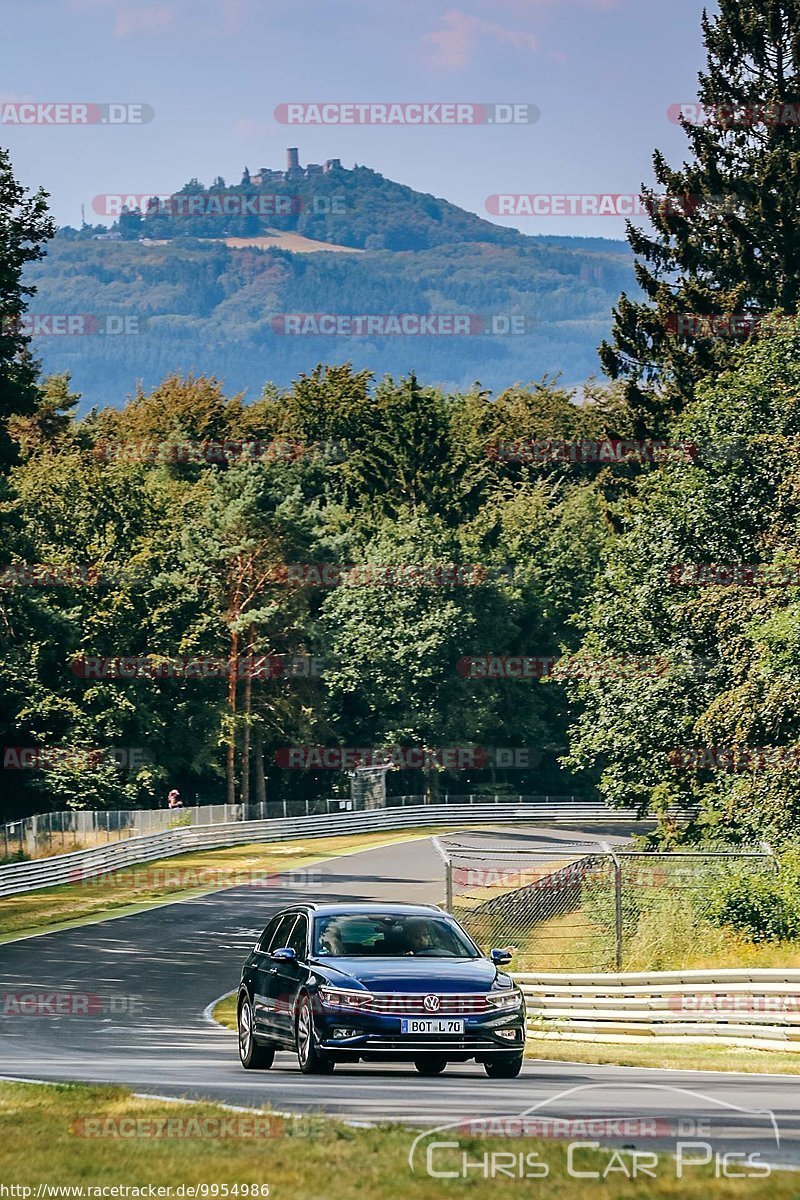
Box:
left=0, top=1080, right=792, bottom=1199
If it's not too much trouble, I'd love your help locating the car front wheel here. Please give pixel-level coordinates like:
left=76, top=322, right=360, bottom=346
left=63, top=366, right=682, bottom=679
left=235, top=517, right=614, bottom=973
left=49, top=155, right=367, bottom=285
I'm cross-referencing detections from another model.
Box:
left=484, top=1052, right=523, bottom=1078
left=296, top=993, right=335, bottom=1074
left=238, top=994, right=275, bottom=1070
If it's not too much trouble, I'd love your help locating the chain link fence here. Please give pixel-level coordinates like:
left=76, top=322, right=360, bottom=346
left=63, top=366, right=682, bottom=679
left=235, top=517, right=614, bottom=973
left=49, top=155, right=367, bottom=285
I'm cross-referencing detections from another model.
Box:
left=438, top=839, right=778, bottom=971
left=1, top=801, right=349, bottom=858
left=1, top=794, right=588, bottom=860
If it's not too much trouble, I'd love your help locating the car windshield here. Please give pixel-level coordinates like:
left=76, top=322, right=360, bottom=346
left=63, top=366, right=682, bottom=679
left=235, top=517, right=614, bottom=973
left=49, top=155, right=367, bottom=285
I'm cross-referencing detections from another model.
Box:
left=312, top=913, right=478, bottom=958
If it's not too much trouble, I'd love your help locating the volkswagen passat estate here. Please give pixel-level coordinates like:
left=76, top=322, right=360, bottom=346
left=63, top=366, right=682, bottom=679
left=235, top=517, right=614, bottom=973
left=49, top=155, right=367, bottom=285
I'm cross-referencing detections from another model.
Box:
left=237, top=902, right=525, bottom=1077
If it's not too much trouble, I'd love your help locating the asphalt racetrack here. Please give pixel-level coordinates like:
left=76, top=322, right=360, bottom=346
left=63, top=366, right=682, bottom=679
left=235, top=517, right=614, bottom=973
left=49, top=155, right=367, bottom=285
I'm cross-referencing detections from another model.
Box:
left=1, top=825, right=799, bottom=1170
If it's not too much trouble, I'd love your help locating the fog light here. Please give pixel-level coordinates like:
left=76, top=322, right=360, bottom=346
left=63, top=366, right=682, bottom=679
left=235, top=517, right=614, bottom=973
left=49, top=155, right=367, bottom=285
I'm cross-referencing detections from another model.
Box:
left=332, top=1028, right=361, bottom=1039
left=496, top=1028, right=518, bottom=1041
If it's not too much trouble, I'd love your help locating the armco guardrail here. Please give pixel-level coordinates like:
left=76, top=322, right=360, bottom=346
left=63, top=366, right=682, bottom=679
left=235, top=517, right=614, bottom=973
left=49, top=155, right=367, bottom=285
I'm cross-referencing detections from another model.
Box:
left=517, top=969, right=800, bottom=1049
left=0, top=795, right=590, bottom=856
left=2, top=798, right=405, bottom=855
left=0, top=800, right=638, bottom=899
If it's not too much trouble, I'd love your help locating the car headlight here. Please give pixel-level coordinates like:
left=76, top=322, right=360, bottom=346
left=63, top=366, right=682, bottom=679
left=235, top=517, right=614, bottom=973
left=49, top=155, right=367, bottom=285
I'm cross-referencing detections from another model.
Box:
left=318, top=986, right=372, bottom=1010
left=486, top=989, right=523, bottom=1011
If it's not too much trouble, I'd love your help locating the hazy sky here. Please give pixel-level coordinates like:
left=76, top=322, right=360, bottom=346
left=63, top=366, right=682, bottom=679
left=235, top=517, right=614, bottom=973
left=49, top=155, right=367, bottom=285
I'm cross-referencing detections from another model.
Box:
left=1, top=0, right=712, bottom=239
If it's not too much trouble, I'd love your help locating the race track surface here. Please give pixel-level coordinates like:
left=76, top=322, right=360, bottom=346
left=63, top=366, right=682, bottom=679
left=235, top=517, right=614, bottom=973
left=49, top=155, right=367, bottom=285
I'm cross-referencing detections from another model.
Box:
left=1, top=825, right=798, bottom=1169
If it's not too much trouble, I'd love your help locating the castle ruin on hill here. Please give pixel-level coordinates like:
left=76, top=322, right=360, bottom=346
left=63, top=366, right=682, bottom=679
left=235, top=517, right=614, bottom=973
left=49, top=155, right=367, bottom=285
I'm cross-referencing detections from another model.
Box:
left=247, top=148, right=342, bottom=187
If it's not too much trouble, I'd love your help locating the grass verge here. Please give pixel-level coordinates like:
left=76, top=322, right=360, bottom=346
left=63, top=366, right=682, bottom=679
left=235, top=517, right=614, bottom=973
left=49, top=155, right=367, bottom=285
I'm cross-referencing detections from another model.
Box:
left=212, top=992, right=237, bottom=1029
left=0, top=828, right=451, bottom=941
left=487, top=905, right=800, bottom=972
left=0, top=1079, right=792, bottom=1198
left=525, top=1037, right=800, bottom=1074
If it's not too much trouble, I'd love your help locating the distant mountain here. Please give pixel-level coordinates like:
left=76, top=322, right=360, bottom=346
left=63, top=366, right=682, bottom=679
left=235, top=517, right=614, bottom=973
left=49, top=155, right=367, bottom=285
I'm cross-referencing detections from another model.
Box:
left=26, top=156, right=637, bottom=408
left=66, top=158, right=530, bottom=252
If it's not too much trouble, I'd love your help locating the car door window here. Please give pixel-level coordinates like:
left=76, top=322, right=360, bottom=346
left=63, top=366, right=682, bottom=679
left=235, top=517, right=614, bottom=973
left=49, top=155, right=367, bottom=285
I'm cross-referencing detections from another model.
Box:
left=269, top=914, right=298, bottom=952
left=257, top=916, right=280, bottom=952
left=286, top=915, right=307, bottom=960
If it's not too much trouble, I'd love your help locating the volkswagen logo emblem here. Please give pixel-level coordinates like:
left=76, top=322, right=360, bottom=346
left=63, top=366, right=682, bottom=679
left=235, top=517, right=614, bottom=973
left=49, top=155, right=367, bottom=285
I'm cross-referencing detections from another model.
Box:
left=423, top=994, right=441, bottom=1012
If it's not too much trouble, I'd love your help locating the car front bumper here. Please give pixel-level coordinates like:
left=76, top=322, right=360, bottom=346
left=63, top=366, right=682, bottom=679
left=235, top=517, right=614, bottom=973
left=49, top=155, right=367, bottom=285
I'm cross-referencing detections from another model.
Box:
left=314, top=1003, right=526, bottom=1058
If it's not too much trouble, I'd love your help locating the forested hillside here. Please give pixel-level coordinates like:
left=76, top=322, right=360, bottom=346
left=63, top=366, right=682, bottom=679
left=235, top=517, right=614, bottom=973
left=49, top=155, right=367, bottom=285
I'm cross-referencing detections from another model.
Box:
left=63, top=163, right=544, bottom=251
left=30, top=159, right=635, bottom=409
left=27, top=233, right=635, bottom=408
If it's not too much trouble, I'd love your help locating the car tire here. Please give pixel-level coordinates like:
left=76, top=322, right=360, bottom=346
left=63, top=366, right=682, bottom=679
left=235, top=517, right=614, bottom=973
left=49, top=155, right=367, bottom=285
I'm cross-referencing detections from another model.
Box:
left=414, top=1057, right=447, bottom=1076
left=238, top=994, right=275, bottom=1070
left=484, top=1052, right=523, bottom=1078
left=296, top=993, right=335, bottom=1074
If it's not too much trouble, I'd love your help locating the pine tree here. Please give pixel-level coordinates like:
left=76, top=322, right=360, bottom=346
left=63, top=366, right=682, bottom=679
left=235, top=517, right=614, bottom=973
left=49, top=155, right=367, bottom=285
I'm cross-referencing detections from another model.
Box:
left=0, top=148, right=55, bottom=468
left=601, top=1, right=800, bottom=433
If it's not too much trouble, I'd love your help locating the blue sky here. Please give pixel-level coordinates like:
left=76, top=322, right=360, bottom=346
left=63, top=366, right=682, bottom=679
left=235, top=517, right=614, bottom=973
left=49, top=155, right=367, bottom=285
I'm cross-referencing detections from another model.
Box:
left=1, top=0, right=712, bottom=239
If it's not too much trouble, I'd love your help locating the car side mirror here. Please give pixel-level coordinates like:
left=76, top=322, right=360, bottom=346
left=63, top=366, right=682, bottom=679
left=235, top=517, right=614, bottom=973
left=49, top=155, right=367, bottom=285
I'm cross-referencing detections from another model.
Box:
left=271, top=946, right=298, bottom=963
left=490, top=948, right=513, bottom=965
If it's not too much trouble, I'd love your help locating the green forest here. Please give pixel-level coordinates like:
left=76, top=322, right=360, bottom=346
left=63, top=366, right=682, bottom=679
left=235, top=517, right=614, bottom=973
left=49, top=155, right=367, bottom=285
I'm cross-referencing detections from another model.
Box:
left=28, top=231, right=635, bottom=408
left=4, top=0, right=800, bottom=864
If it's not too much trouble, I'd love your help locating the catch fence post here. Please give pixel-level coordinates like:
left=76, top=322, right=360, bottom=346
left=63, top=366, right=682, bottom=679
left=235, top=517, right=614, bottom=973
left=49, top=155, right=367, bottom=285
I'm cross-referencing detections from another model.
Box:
left=600, top=841, right=623, bottom=971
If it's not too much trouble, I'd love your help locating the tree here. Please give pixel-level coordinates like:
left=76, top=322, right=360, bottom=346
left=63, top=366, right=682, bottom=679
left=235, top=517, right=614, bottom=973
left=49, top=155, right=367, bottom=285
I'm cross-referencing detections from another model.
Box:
left=8, top=373, right=80, bottom=456
left=0, top=147, right=55, bottom=468
left=600, top=1, right=800, bottom=433
left=176, top=464, right=322, bottom=805
left=118, top=206, right=142, bottom=241
left=566, top=320, right=800, bottom=843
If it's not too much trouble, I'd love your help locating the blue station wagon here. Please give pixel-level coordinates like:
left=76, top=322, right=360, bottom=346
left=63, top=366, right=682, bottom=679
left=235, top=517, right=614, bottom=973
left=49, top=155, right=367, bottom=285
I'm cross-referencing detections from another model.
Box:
left=237, top=902, right=526, bottom=1077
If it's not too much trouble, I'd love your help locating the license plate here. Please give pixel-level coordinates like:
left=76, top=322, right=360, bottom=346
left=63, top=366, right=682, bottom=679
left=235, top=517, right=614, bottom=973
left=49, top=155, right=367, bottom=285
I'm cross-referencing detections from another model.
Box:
left=400, top=1018, right=464, bottom=1035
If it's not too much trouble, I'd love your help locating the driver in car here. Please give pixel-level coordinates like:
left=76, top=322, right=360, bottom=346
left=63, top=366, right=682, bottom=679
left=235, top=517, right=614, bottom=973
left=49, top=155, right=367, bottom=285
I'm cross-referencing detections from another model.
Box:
left=404, top=919, right=435, bottom=955
left=318, top=921, right=344, bottom=955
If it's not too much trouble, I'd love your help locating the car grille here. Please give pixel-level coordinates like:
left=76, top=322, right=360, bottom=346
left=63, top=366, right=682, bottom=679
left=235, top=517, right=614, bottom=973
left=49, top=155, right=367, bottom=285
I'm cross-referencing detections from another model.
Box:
left=356, top=1035, right=502, bottom=1052
left=362, top=992, right=492, bottom=1014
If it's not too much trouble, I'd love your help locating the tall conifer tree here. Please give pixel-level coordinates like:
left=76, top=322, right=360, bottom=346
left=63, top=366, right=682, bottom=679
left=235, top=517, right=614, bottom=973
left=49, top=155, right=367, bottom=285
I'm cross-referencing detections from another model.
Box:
left=601, top=2, right=800, bottom=432
left=0, top=147, right=54, bottom=467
